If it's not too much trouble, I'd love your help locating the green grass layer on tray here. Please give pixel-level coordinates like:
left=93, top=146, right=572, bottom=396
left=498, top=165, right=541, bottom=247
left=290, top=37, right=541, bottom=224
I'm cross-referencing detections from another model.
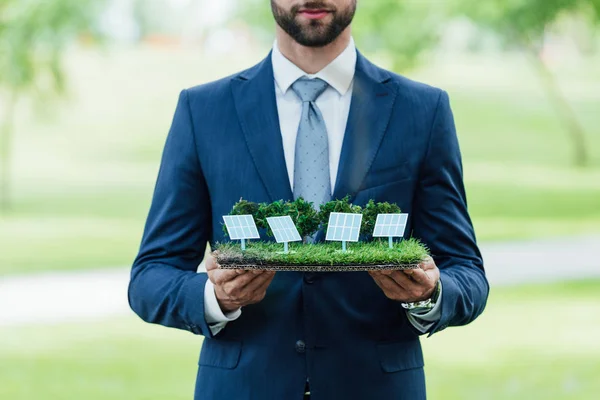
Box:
left=214, top=238, right=429, bottom=266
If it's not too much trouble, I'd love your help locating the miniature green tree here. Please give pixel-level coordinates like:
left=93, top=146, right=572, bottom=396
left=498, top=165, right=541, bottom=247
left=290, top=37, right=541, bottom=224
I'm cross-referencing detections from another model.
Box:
left=230, top=198, right=260, bottom=217
left=317, top=196, right=362, bottom=233
left=255, top=200, right=291, bottom=236
left=286, top=197, right=320, bottom=240
left=360, top=200, right=402, bottom=238
left=254, top=198, right=320, bottom=240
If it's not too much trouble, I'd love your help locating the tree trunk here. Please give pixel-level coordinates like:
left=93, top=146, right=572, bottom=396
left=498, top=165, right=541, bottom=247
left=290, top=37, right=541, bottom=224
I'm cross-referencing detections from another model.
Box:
left=0, top=91, right=19, bottom=213
left=527, top=50, right=589, bottom=167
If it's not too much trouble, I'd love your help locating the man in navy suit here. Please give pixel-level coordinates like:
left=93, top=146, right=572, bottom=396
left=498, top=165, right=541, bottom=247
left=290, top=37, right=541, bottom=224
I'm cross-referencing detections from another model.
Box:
left=129, top=1, right=489, bottom=399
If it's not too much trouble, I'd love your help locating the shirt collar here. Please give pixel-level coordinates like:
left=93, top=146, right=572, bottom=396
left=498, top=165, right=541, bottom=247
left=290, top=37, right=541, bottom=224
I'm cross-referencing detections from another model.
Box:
left=272, top=37, right=356, bottom=96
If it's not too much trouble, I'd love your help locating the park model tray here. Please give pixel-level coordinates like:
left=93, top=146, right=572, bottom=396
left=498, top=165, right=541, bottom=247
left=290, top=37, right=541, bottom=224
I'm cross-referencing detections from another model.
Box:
left=217, top=263, right=422, bottom=272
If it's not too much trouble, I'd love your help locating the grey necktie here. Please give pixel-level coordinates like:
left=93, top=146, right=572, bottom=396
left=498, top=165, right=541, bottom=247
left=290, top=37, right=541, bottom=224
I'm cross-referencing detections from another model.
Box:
left=291, top=77, right=331, bottom=210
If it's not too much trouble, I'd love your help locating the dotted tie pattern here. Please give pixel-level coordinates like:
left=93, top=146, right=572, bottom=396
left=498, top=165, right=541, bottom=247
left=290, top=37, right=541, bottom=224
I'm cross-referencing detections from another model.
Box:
left=291, top=77, right=332, bottom=212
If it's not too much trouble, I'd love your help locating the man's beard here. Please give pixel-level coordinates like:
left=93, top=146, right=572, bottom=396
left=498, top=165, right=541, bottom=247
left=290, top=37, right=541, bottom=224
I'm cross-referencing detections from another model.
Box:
left=271, top=1, right=356, bottom=47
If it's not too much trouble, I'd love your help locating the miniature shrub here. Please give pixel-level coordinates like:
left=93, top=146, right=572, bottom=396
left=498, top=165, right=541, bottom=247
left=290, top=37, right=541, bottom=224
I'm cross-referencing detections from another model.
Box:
left=254, top=200, right=292, bottom=237
left=231, top=199, right=260, bottom=217
left=287, top=197, right=320, bottom=239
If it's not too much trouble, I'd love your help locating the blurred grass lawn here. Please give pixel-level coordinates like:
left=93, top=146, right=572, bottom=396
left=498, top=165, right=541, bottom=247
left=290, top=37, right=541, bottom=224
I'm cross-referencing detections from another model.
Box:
left=0, top=47, right=599, bottom=275
left=1, top=280, right=598, bottom=400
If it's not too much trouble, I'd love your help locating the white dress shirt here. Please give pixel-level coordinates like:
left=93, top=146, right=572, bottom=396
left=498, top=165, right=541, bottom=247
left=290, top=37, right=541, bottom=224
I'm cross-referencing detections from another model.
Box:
left=204, top=38, right=441, bottom=335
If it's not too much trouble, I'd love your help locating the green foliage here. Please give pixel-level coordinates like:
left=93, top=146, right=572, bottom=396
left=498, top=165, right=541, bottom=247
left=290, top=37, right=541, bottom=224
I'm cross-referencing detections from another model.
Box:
left=456, top=0, right=600, bottom=48
left=228, top=198, right=320, bottom=239
left=455, top=0, right=600, bottom=167
left=215, top=237, right=428, bottom=267
left=286, top=197, right=320, bottom=238
left=0, top=0, right=104, bottom=93
left=317, top=196, right=362, bottom=232
left=351, top=0, right=448, bottom=71
left=230, top=198, right=260, bottom=217
left=229, top=197, right=400, bottom=240
left=360, top=199, right=401, bottom=237
left=255, top=200, right=290, bottom=235
left=0, top=0, right=104, bottom=211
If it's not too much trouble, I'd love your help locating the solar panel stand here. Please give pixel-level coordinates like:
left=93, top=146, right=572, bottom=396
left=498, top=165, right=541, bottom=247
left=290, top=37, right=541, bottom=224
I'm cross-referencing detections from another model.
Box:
left=388, top=236, right=393, bottom=249
left=342, top=241, right=347, bottom=252
left=284, top=241, right=289, bottom=254
left=241, top=238, right=246, bottom=251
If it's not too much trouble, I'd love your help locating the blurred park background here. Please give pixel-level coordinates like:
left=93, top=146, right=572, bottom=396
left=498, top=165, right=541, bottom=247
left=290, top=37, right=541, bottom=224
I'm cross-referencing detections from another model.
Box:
left=1, top=0, right=599, bottom=399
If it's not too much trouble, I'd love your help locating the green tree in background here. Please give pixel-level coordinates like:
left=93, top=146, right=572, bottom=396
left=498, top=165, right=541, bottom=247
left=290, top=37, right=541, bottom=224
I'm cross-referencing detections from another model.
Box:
left=350, top=0, right=447, bottom=71
left=456, top=0, right=600, bottom=167
left=0, top=0, right=103, bottom=212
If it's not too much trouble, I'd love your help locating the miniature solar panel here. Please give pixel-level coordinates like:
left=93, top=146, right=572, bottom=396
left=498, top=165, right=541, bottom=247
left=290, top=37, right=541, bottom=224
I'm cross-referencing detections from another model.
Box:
left=223, top=215, right=260, bottom=240
left=373, top=213, right=409, bottom=237
left=325, top=212, right=362, bottom=242
left=267, top=216, right=302, bottom=243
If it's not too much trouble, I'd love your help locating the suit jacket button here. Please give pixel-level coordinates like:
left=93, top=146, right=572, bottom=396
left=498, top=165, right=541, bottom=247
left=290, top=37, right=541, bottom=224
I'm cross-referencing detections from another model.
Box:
left=295, top=340, right=306, bottom=353
left=304, top=273, right=317, bottom=284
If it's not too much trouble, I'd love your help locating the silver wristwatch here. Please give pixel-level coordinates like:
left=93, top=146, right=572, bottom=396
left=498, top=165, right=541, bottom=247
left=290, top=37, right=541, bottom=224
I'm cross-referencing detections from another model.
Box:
left=401, top=279, right=442, bottom=313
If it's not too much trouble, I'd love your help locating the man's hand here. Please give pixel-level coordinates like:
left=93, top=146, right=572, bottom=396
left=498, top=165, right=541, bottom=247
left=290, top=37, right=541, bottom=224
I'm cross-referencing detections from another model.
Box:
left=368, top=256, right=440, bottom=303
left=206, top=253, right=276, bottom=313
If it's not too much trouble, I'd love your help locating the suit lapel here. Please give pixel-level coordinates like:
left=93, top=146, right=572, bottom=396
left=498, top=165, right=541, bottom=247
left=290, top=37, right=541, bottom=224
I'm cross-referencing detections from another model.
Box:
left=333, top=52, right=398, bottom=201
left=231, top=54, right=294, bottom=202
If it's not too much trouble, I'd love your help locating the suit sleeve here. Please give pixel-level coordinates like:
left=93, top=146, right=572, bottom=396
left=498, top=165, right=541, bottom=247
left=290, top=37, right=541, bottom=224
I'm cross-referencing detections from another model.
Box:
left=412, top=90, right=489, bottom=336
left=128, top=89, right=214, bottom=337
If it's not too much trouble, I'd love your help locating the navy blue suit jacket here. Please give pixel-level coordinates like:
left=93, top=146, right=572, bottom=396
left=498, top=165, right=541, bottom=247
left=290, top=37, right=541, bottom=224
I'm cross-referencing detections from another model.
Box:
left=129, top=51, right=489, bottom=400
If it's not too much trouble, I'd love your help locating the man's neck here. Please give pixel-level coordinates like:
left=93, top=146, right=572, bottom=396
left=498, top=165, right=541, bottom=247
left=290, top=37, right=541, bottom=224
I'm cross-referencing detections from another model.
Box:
left=275, top=26, right=352, bottom=74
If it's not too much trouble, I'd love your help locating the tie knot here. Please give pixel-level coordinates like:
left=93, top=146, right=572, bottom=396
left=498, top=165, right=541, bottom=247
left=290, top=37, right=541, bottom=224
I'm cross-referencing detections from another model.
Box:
left=291, top=77, right=329, bottom=102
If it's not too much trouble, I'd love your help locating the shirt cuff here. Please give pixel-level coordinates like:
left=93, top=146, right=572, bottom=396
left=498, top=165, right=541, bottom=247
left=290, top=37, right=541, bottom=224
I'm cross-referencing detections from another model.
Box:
left=204, top=278, right=242, bottom=335
left=406, top=281, right=443, bottom=333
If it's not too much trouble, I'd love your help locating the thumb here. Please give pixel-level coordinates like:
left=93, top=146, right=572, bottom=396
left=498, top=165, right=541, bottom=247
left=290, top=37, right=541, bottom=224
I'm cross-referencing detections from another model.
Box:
left=205, top=254, right=219, bottom=272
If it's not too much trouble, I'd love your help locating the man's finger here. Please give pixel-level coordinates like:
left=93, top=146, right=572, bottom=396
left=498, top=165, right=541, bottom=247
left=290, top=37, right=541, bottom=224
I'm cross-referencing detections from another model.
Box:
left=226, top=269, right=271, bottom=289
left=387, top=270, right=418, bottom=290
left=404, top=268, right=429, bottom=285
left=222, top=272, right=255, bottom=294
left=211, top=269, right=246, bottom=285
left=205, top=254, right=219, bottom=272
left=419, top=256, right=435, bottom=270
left=243, top=271, right=276, bottom=294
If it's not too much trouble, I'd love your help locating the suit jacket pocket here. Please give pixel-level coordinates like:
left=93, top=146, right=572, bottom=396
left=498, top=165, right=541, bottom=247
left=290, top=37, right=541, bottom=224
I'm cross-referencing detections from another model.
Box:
left=377, top=340, right=424, bottom=373
left=199, top=339, right=242, bottom=369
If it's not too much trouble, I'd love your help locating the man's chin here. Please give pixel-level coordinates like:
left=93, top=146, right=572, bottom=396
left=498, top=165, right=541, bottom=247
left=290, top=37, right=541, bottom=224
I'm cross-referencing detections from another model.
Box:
left=295, top=26, right=332, bottom=43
